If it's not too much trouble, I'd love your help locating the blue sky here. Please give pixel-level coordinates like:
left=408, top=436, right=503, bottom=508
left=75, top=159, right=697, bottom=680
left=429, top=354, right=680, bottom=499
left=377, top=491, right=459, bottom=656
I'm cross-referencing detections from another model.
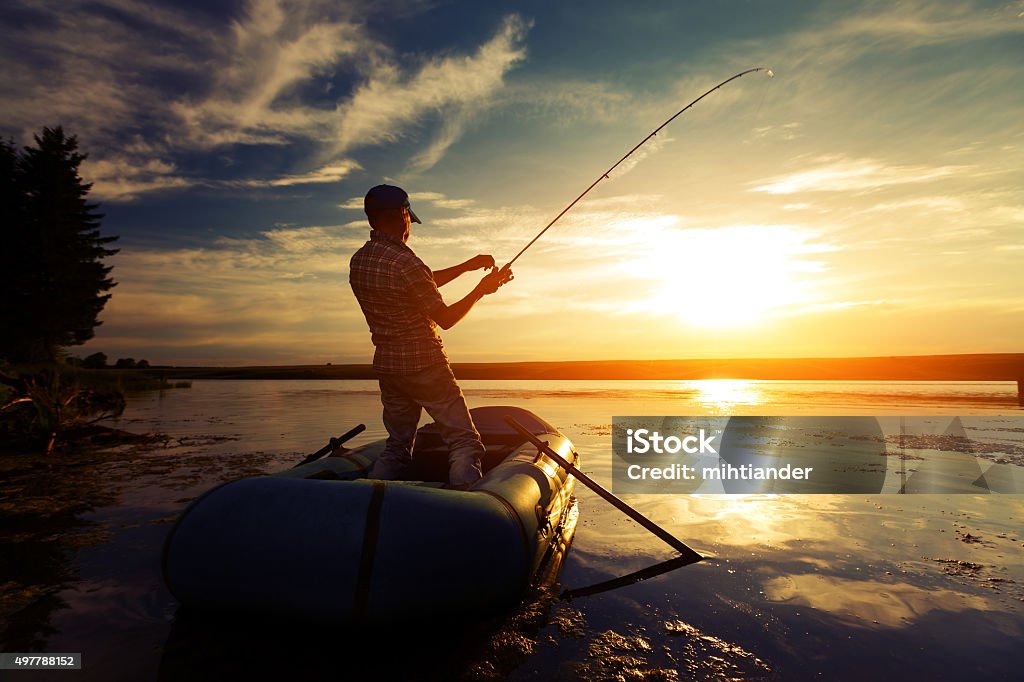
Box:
left=2, top=0, right=1022, bottom=364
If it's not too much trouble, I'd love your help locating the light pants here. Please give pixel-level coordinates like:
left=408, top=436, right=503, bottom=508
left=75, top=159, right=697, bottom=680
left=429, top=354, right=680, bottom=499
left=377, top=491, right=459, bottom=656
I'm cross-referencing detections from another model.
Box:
left=371, top=363, right=485, bottom=486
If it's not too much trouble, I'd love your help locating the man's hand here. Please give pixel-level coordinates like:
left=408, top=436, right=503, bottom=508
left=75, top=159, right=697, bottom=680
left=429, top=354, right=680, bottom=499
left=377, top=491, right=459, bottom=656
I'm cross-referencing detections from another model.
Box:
left=434, top=254, right=496, bottom=287
left=476, top=265, right=514, bottom=296
left=431, top=265, right=514, bottom=330
left=464, top=254, right=496, bottom=272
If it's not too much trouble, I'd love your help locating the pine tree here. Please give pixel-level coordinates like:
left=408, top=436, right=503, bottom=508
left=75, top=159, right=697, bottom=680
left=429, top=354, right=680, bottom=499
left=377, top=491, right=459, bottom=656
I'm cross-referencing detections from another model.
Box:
left=0, top=127, right=118, bottom=363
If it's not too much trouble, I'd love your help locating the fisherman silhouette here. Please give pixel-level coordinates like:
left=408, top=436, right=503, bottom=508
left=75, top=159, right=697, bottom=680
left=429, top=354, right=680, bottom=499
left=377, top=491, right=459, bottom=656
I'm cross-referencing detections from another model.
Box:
left=349, top=185, right=513, bottom=488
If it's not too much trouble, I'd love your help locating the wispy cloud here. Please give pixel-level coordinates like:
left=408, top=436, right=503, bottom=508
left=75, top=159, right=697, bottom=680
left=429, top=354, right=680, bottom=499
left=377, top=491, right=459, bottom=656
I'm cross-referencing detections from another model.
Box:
left=334, top=14, right=531, bottom=170
left=858, top=196, right=967, bottom=214
left=751, top=157, right=966, bottom=194
left=231, top=161, right=362, bottom=188
left=86, top=155, right=194, bottom=202
left=409, top=108, right=479, bottom=173
left=500, top=78, right=634, bottom=127
left=172, top=0, right=378, bottom=149
left=87, top=157, right=363, bottom=201
left=752, top=122, right=804, bottom=142
left=768, top=0, right=1024, bottom=77
left=823, top=0, right=1024, bottom=46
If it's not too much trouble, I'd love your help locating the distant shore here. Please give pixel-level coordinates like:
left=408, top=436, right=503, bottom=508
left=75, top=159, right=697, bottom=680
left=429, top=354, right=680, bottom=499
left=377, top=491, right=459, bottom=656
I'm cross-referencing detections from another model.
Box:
left=153, top=353, right=1024, bottom=381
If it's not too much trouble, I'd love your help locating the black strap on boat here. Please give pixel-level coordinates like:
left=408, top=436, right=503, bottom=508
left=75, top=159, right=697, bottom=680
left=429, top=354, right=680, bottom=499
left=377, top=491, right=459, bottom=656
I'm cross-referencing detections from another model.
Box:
left=352, top=480, right=387, bottom=622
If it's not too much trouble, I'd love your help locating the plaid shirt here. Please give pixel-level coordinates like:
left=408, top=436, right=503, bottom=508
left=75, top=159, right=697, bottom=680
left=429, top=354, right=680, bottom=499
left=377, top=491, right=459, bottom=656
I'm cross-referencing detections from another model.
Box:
left=349, top=230, right=449, bottom=374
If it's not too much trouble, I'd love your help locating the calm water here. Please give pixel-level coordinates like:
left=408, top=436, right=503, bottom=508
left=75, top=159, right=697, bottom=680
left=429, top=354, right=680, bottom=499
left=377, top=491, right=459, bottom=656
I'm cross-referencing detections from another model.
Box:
left=3, top=380, right=1023, bottom=680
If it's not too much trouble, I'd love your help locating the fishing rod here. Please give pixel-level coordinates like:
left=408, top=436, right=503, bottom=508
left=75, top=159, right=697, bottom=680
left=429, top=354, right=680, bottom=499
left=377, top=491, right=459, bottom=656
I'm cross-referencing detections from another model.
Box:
left=502, top=66, right=774, bottom=270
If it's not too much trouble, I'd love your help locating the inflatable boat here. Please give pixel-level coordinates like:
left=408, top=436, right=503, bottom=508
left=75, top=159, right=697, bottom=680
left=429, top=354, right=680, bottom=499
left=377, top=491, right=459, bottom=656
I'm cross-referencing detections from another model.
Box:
left=162, top=406, right=579, bottom=624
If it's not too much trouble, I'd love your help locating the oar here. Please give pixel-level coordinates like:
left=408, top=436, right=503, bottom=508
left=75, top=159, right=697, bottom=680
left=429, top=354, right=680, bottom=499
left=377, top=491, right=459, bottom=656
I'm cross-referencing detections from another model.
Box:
left=293, top=424, right=366, bottom=468
left=561, top=554, right=701, bottom=601
left=504, top=415, right=703, bottom=562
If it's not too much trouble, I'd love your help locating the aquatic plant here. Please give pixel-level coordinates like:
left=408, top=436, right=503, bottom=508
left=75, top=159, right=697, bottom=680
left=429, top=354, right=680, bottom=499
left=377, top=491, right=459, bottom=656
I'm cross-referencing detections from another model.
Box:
left=0, top=367, right=125, bottom=454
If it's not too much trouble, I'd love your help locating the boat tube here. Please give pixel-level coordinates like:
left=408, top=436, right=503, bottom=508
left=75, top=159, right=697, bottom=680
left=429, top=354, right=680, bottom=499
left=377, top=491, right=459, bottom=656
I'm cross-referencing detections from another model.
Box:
left=162, top=406, right=579, bottom=623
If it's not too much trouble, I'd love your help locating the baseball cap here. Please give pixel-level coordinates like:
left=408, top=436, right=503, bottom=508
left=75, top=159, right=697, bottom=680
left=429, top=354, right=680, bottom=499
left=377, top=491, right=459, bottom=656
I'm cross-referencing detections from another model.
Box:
left=363, top=184, right=421, bottom=224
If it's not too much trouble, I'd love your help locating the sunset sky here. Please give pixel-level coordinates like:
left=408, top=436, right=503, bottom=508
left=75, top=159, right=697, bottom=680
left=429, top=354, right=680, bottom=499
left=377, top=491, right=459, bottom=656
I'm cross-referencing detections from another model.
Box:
left=2, top=0, right=1022, bottom=365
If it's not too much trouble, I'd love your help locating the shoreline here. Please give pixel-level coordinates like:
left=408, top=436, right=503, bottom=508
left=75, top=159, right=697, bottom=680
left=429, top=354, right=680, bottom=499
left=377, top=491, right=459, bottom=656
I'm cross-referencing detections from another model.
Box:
left=150, top=353, right=1024, bottom=381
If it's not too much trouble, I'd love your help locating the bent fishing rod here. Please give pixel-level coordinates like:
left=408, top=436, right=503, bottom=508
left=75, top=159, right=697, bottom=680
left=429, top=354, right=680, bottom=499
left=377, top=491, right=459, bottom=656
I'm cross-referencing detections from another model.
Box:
left=502, top=66, right=774, bottom=270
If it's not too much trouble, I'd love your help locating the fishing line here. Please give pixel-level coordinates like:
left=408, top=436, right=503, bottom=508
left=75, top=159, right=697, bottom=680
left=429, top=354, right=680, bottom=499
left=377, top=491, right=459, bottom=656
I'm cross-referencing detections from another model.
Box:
left=503, top=66, right=774, bottom=270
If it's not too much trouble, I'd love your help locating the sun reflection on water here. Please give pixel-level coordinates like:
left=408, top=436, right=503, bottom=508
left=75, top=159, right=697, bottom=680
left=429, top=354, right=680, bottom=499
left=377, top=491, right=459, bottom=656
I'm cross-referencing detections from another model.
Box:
left=687, top=379, right=763, bottom=412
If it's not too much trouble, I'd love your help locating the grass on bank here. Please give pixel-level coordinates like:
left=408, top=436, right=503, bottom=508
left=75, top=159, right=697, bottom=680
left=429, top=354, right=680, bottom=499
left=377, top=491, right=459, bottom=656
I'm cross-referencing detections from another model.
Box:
left=1, top=364, right=190, bottom=456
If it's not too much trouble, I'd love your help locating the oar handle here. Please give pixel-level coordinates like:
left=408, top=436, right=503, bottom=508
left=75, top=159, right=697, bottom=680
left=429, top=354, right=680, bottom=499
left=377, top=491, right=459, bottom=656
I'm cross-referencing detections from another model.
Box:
left=504, top=416, right=702, bottom=561
left=293, top=423, right=367, bottom=468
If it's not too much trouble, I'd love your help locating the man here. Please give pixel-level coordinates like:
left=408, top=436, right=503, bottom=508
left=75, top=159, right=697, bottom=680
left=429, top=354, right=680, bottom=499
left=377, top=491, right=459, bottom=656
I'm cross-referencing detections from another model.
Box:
left=349, top=184, right=512, bottom=488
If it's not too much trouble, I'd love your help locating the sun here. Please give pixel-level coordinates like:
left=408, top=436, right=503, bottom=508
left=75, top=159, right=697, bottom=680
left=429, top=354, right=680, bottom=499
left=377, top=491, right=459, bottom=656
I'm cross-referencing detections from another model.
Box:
left=645, top=225, right=824, bottom=328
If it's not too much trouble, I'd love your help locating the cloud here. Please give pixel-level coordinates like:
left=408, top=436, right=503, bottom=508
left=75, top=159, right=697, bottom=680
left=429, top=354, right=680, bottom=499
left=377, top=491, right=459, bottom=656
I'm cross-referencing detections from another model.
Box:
left=230, top=161, right=362, bottom=188
left=763, top=0, right=1024, bottom=78
left=0, top=1, right=218, bottom=202
left=89, top=204, right=544, bottom=362
left=409, top=108, right=478, bottom=173
left=93, top=223, right=370, bottom=359
left=338, top=190, right=480, bottom=213
left=858, top=196, right=966, bottom=214
left=178, top=6, right=531, bottom=171
left=13, top=1, right=1023, bottom=362
left=823, top=1, right=1024, bottom=46
left=499, top=78, right=635, bottom=127
left=86, top=156, right=363, bottom=201
left=401, top=190, right=843, bottom=325
left=751, top=157, right=966, bottom=194
left=86, top=154, right=195, bottom=202
left=752, top=122, right=804, bottom=142
left=408, top=192, right=478, bottom=210
left=0, top=1, right=213, bottom=142
left=86, top=179, right=1023, bottom=362
left=1, top=1, right=530, bottom=202
left=333, top=14, right=531, bottom=170
left=607, top=134, right=675, bottom=179
left=172, top=0, right=378, bottom=149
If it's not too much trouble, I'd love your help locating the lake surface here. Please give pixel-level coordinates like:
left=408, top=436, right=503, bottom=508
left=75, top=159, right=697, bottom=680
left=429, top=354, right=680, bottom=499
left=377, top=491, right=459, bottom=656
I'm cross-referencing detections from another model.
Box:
left=2, top=380, right=1023, bottom=680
